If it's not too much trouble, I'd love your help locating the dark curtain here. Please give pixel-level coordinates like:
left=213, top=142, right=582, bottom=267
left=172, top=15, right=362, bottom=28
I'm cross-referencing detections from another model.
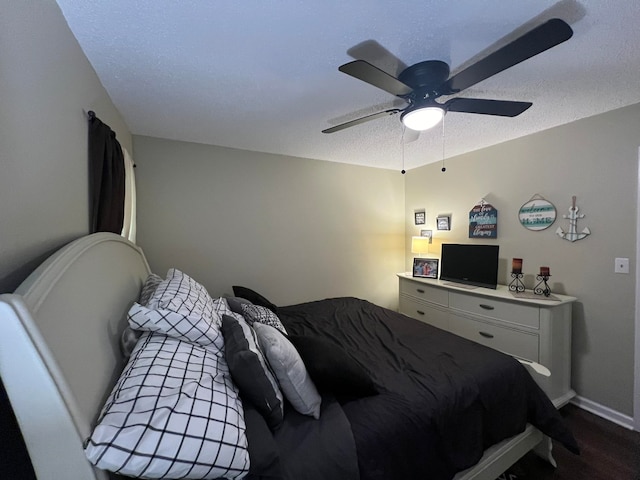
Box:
left=88, top=112, right=125, bottom=234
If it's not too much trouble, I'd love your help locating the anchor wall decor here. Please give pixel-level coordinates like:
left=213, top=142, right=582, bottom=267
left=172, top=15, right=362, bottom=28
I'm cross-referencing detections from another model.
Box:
left=556, top=195, right=590, bottom=242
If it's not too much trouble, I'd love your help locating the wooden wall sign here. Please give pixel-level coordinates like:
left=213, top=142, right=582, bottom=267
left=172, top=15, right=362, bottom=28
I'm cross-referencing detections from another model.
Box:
left=469, top=200, right=498, bottom=238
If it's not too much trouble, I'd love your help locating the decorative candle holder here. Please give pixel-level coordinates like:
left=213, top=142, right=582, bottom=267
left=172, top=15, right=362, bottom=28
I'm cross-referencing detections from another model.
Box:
left=508, top=272, right=525, bottom=293
left=534, top=274, right=552, bottom=297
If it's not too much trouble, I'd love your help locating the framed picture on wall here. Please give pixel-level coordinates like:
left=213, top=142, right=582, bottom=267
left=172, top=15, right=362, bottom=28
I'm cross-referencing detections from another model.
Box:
left=437, top=215, right=450, bottom=230
left=413, top=258, right=439, bottom=279
left=420, top=229, right=433, bottom=242
left=414, top=211, right=426, bottom=225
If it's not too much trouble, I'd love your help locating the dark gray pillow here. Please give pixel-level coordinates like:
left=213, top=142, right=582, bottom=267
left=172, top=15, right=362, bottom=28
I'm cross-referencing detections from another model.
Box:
left=225, top=295, right=253, bottom=315
left=221, top=315, right=284, bottom=430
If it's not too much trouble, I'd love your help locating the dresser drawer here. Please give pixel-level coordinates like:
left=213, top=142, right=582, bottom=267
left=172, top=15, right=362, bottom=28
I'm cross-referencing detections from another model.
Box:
left=449, top=314, right=539, bottom=362
left=449, top=292, right=539, bottom=329
left=399, top=295, right=448, bottom=331
left=399, top=278, right=448, bottom=307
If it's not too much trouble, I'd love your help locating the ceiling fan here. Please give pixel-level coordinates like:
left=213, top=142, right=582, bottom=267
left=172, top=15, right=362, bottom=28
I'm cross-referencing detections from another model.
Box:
left=322, top=18, right=573, bottom=134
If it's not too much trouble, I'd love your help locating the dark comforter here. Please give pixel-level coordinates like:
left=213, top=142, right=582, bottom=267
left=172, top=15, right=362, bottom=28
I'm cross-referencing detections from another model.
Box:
left=273, top=297, right=579, bottom=480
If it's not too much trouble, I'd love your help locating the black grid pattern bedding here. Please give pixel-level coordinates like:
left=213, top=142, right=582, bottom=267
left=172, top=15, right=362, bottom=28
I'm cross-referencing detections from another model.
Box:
left=85, top=332, right=249, bottom=479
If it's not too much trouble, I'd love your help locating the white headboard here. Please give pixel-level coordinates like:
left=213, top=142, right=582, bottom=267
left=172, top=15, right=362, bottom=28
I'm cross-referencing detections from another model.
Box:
left=0, top=233, right=151, bottom=479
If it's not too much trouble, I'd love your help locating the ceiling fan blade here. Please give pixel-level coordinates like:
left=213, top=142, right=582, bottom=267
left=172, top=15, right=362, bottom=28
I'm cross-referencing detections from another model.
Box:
left=339, top=60, right=413, bottom=97
left=347, top=40, right=409, bottom=77
left=442, top=18, right=573, bottom=94
left=445, top=98, right=532, bottom=117
left=322, top=109, right=402, bottom=134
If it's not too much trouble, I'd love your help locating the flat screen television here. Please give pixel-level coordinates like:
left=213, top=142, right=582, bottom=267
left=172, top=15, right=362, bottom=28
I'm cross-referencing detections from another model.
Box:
left=439, top=244, right=499, bottom=289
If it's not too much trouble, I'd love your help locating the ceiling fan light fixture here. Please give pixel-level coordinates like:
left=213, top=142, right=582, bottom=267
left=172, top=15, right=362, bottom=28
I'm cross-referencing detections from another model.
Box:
left=401, top=106, right=445, bottom=131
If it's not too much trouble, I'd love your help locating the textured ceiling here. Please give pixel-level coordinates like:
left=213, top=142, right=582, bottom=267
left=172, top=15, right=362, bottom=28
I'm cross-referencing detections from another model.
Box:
left=56, top=0, right=640, bottom=171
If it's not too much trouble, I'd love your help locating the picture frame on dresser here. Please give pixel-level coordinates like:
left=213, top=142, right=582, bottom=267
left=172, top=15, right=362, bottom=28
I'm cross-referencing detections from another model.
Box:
left=413, top=258, right=438, bottom=279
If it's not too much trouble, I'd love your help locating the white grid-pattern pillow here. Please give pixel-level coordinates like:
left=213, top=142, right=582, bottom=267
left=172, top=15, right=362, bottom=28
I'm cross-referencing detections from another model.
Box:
left=146, top=269, right=241, bottom=350
left=121, top=273, right=164, bottom=358
left=128, top=302, right=223, bottom=350
left=138, top=273, right=164, bottom=306
left=240, top=303, right=288, bottom=335
left=149, top=268, right=216, bottom=319
left=85, top=332, right=249, bottom=479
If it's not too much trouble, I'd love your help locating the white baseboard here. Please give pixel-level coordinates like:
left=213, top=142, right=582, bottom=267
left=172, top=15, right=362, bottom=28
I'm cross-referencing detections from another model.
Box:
left=570, top=395, right=635, bottom=430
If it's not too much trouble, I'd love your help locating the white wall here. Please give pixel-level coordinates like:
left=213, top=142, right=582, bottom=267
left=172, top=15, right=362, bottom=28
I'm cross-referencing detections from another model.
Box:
left=0, top=0, right=131, bottom=293
left=134, top=136, right=405, bottom=309
left=405, top=103, right=640, bottom=417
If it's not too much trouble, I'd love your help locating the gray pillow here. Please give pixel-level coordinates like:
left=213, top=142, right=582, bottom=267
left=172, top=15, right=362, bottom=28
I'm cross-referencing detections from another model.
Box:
left=253, top=323, right=321, bottom=419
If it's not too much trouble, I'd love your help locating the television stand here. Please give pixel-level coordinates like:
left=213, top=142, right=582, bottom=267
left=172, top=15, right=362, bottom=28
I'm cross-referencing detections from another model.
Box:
left=397, top=273, right=576, bottom=407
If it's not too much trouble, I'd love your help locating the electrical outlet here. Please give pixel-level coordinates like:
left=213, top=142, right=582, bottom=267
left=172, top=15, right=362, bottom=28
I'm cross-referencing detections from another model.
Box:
left=614, top=257, right=629, bottom=274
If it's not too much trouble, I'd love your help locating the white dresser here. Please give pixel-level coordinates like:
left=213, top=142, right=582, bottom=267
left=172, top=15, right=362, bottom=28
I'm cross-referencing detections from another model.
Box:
left=398, top=273, right=576, bottom=407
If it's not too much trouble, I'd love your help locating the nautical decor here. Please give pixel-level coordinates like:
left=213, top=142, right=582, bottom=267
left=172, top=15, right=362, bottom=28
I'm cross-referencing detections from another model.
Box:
left=556, top=196, right=590, bottom=242
left=519, top=194, right=557, bottom=231
left=469, top=199, right=498, bottom=238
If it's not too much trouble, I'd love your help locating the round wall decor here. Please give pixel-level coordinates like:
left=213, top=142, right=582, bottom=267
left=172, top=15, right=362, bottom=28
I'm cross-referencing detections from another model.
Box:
left=518, top=195, right=557, bottom=231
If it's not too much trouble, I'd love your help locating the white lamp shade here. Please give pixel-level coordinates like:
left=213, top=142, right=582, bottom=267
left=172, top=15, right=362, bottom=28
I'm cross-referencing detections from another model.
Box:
left=411, top=236, right=430, bottom=255
left=401, top=106, right=445, bottom=131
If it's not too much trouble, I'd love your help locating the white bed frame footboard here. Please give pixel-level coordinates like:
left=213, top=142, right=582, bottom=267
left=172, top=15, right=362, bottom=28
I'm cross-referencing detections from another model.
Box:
left=0, top=232, right=551, bottom=480
left=0, top=233, right=150, bottom=480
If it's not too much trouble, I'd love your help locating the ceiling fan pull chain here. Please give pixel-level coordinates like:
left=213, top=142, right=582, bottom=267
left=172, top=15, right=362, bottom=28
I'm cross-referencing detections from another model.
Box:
left=401, top=126, right=406, bottom=174
left=441, top=116, right=447, bottom=173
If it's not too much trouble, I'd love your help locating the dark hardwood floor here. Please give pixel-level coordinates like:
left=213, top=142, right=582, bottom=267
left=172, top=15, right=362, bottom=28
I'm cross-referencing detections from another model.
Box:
left=506, top=404, right=640, bottom=480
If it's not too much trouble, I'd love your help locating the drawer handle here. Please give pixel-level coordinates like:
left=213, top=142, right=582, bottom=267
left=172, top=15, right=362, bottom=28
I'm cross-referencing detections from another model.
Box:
left=416, top=289, right=425, bottom=294
left=416, top=310, right=426, bottom=315
left=479, top=331, right=494, bottom=339
left=479, top=304, right=495, bottom=310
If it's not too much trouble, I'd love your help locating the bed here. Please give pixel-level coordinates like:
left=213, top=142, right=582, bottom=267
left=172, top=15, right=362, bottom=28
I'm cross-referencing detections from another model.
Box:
left=0, top=233, right=578, bottom=480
